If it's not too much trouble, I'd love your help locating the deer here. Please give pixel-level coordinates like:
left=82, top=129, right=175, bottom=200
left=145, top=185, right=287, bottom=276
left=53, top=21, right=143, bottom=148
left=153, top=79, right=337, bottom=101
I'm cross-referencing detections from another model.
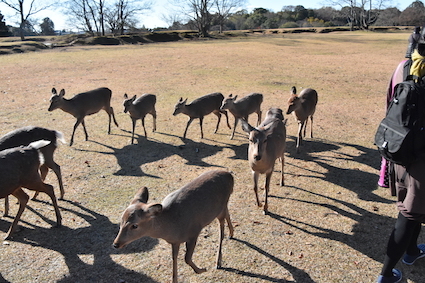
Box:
left=240, top=108, right=287, bottom=214
left=220, top=92, right=263, bottom=140
left=172, top=92, right=231, bottom=139
left=48, top=87, right=119, bottom=146
left=123, top=93, right=157, bottom=144
left=0, top=140, right=62, bottom=240
left=286, top=86, right=318, bottom=153
left=113, top=170, right=234, bottom=283
left=0, top=126, right=66, bottom=217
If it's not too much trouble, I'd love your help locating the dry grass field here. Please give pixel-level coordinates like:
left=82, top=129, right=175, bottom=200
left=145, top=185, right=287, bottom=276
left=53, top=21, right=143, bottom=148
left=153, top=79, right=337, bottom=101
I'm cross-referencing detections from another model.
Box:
left=0, top=30, right=423, bottom=283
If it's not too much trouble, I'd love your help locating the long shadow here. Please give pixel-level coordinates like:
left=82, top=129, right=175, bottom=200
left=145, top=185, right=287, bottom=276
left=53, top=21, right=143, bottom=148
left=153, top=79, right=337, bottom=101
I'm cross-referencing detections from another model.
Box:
left=0, top=200, right=159, bottom=283
left=74, top=131, right=228, bottom=177
left=221, top=238, right=314, bottom=283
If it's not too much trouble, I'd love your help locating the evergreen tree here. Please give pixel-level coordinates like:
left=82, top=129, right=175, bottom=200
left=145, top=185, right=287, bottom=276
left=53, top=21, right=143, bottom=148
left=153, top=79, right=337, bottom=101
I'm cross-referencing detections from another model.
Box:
left=0, top=11, right=11, bottom=37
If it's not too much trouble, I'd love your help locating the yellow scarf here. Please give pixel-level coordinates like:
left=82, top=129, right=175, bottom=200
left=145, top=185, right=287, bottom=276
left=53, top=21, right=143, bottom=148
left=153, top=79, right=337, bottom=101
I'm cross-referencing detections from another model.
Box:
left=410, top=50, right=425, bottom=78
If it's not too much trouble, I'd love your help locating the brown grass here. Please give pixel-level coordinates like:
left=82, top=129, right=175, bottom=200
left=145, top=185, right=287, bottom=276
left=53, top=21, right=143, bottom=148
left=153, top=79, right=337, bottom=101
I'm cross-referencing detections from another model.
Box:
left=0, top=31, right=423, bottom=283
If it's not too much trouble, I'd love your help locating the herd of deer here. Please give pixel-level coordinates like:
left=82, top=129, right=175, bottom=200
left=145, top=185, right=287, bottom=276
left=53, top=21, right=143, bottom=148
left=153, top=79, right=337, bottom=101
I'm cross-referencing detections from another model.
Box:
left=0, top=85, right=318, bottom=283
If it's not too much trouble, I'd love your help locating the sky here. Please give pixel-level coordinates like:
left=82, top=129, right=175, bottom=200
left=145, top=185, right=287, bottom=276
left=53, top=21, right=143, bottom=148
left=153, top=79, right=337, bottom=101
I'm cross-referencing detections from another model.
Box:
left=0, top=0, right=414, bottom=31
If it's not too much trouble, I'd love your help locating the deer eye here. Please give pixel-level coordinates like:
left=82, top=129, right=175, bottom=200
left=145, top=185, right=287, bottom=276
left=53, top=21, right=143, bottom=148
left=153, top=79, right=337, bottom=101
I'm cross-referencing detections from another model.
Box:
left=131, top=224, right=138, bottom=230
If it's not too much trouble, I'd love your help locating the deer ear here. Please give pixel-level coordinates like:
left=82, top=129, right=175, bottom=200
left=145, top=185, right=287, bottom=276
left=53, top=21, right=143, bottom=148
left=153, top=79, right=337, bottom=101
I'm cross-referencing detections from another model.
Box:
left=147, top=204, right=162, bottom=216
left=52, top=88, right=57, bottom=95
left=59, top=89, right=65, bottom=97
left=291, top=86, right=297, bottom=95
left=233, top=95, right=238, bottom=100
left=131, top=95, right=137, bottom=101
left=229, top=94, right=233, bottom=98
left=240, top=118, right=254, bottom=133
left=132, top=187, right=149, bottom=204
left=124, top=93, right=128, bottom=99
left=183, top=98, right=188, bottom=104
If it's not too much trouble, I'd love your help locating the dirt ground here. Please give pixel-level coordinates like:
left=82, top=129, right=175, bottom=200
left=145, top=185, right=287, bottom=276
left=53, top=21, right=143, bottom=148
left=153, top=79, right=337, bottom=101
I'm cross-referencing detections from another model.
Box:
left=0, top=31, right=424, bottom=283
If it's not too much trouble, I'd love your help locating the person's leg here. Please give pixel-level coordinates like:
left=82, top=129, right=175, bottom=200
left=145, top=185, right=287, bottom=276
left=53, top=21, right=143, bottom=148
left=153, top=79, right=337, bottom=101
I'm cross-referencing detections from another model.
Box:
left=381, top=213, right=419, bottom=277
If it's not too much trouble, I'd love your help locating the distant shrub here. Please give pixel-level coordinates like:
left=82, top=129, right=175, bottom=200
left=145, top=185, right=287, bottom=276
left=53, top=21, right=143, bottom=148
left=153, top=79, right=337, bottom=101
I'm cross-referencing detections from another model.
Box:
left=280, top=22, right=298, bottom=28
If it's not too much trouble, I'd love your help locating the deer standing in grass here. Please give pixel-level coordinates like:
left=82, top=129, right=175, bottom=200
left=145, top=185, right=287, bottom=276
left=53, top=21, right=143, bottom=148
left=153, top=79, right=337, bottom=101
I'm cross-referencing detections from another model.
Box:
left=173, top=92, right=231, bottom=139
left=286, top=86, right=318, bottom=153
left=123, top=93, right=157, bottom=144
left=220, top=92, right=263, bottom=139
left=48, top=87, right=119, bottom=146
left=0, top=140, right=62, bottom=240
left=241, top=108, right=287, bottom=214
left=0, top=126, right=66, bottom=217
left=113, top=170, right=234, bottom=283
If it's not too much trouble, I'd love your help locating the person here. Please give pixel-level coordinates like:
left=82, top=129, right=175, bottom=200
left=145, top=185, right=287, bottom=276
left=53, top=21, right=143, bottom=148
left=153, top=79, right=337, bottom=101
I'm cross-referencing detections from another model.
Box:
left=377, top=42, right=425, bottom=283
left=405, top=26, right=421, bottom=59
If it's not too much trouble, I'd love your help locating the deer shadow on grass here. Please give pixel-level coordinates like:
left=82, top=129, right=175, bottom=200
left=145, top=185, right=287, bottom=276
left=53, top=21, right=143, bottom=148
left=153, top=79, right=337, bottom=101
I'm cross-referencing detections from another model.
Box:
left=0, top=200, right=159, bottom=283
left=221, top=237, right=314, bottom=283
left=73, top=131, right=228, bottom=177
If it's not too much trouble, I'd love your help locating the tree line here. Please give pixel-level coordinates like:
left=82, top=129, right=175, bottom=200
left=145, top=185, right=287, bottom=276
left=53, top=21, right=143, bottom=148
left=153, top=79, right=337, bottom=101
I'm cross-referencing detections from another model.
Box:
left=1, top=0, right=425, bottom=40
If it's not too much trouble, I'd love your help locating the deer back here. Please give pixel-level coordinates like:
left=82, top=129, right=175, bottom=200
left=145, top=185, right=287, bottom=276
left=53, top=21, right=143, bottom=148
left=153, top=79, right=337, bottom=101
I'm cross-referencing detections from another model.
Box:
left=221, top=93, right=263, bottom=118
left=114, top=170, right=233, bottom=247
left=123, top=93, right=156, bottom=118
left=0, top=141, right=50, bottom=198
left=49, top=87, right=112, bottom=117
left=173, top=92, right=224, bottom=118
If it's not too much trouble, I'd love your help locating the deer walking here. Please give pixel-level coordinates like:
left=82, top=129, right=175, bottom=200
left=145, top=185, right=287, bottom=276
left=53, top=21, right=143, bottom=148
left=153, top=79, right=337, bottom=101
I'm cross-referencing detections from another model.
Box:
left=173, top=92, right=231, bottom=139
left=0, top=140, right=62, bottom=240
left=113, top=170, right=234, bottom=283
left=241, top=108, right=287, bottom=214
left=123, top=93, right=157, bottom=144
left=286, top=86, right=318, bottom=153
left=48, top=87, right=119, bottom=146
left=0, top=126, right=66, bottom=217
left=220, top=93, right=263, bottom=139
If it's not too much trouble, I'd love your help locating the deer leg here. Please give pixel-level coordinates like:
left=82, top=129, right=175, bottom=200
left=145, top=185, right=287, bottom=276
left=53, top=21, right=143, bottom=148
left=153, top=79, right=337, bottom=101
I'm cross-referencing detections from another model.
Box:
left=28, top=180, right=62, bottom=228
left=185, top=236, right=206, bottom=274
left=131, top=118, right=137, bottom=144
left=183, top=118, right=194, bottom=139
left=230, top=116, right=238, bottom=140
left=310, top=115, right=314, bottom=138
left=221, top=110, right=231, bottom=129
left=70, top=118, right=84, bottom=146
left=107, top=109, right=112, bottom=134
left=141, top=117, right=147, bottom=138
left=225, top=206, right=234, bottom=238
left=213, top=111, right=221, bottom=134
left=171, top=243, right=180, bottom=283
left=3, top=196, right=9, bottom=217
left=280, top=155, right=285, bottom=186
left=199, top=116, right=204, bottom=138
left=32, top=164, right=48, bottom=200
left=216, top=216, right=226, bottom=269
left=81, top=119, right=89, bottom=141
left=5, top=188, right=29, bottom=240
left=110, top=106, right=119, bottom=127
left=45, top=161, right=64, bottom=200
left=151, top=111, right=157, bottom=132
left=257, top=110, right=262, bottom=126
left=252, top=171, right=261, bottom=207
left=296, top=121, right=304, bottom=153
left=263, top=171, right=273, bottom=214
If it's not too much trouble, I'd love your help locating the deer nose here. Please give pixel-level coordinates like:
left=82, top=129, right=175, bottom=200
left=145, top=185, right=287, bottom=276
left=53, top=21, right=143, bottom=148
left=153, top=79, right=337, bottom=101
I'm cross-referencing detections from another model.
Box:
left=254, top=154, right=261, bottom=161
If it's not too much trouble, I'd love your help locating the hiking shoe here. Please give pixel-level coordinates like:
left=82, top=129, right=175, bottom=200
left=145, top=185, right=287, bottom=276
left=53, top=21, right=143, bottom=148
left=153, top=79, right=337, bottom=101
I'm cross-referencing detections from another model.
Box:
left=377, top=269, right=402, bottom=283
left=402, top=243, right=425, bottom=265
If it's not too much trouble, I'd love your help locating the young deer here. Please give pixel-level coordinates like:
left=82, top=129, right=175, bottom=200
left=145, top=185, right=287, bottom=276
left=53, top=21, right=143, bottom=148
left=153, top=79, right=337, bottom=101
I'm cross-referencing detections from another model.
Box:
left=241, top=108, right=287, bottom=214
left=173, top=92, right=231, bottom=139
left=0, top=126, right=66, bottom=217
left=48, top=87, right=119, bottom=146
left=220, top=93, right=263, bottom=139
left=123, top=93, right=157, bottom=144
left=113, top=170, right=234, bottom=283
left=286, top=86, right=318, bottom=153
left=0, top=140, right=62, bottom=240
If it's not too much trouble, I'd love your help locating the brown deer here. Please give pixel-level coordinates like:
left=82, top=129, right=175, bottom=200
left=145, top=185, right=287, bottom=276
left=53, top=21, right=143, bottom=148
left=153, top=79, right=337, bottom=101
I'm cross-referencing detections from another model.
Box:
left=123, top=93, right=157, bottom=144
left=48, top=87, right=119, bottom=146
left=172, top=92, right=231, bottom=139
left=113, top=170, right=234, bottom=283
left=241, top=108, right=287, bottom=214
left=286, top=86, right=318, bottom=153
left=0, top=140, right=62, bottom=240
left=220, top=93, right=263, bottom=139
left=0, top=126, right=66, bottom=217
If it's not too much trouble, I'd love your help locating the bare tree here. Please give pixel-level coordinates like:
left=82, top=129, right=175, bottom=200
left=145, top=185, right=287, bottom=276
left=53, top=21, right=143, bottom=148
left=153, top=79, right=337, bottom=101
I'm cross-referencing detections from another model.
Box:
left=0, top=0, right=53, bottom=40
left=214, top=0, right=246, bottom=33
left=171, top=0, right=214, bottom=37
left=328, top=0, right=387, bottom=30
left=105, top=0, right=151, bottom=35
